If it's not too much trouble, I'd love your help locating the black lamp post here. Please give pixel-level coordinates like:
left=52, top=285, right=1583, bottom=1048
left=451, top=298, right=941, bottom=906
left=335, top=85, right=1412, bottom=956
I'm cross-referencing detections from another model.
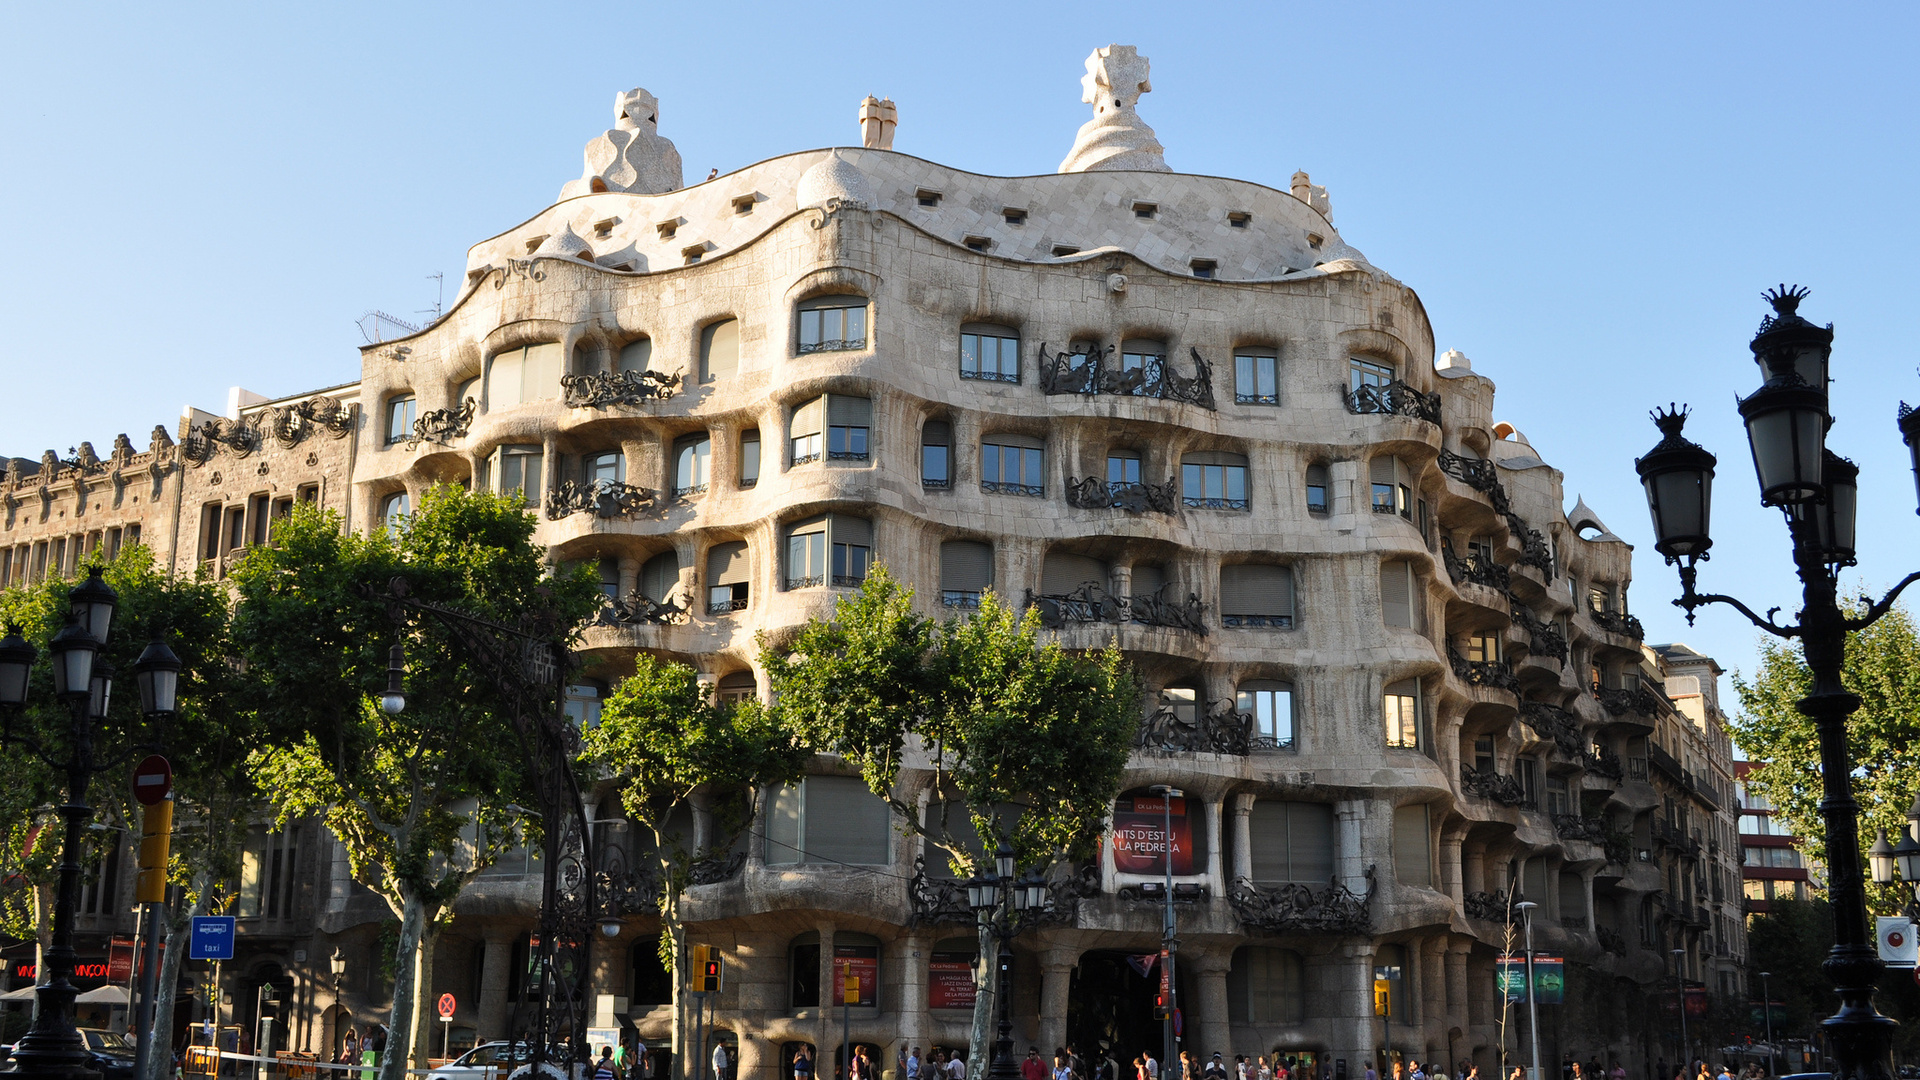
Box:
left=1634, top=286, right=1920, bottom=1080
left=966, top=843, right=1047, bottom=1080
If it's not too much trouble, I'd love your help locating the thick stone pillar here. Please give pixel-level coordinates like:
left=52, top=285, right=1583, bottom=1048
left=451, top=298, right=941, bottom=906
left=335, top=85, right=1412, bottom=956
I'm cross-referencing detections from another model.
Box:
left=619, top=556, right=640, bottom=601
left=736, top=1028, right=772, bottom=1080
left=1579, top=868, right=1598, bottom=932
left=1231, top=795, right=1254, bottom=883
left=1444, top=942, right=1470, bottom=1070
left=1439, top=828, right=1465, bottom=906
left=1204, top=800, right=1225, bottom=892
left=1420, top=938, right=1446, bottom=1063
left=477, top=929, right=514, bottom=1044
left=893, top=933, right=931, bottom=1068
left=1338, top=942, right=1377, bottom=1076
left=1461, top=843, right=1487, bottom=896
left=1334, top=801, right=1369, bottom=895
left=817, top=923, right=838, bottom=1068
left=1189, top=951, right=1231, bottom=1061
left=1036, top=948, right=1077, bottom=1058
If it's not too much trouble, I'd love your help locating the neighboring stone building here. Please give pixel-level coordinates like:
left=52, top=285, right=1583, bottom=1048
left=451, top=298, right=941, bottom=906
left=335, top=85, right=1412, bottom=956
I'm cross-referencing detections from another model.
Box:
left=1735, top=762, right=1819, bottom=914
left=2, top=44, right=1732, bottom=1077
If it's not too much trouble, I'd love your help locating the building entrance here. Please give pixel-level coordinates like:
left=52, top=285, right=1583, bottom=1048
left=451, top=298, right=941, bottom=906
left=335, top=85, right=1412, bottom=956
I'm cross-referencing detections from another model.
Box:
left=1067, top=951, right=1161, bottom=1067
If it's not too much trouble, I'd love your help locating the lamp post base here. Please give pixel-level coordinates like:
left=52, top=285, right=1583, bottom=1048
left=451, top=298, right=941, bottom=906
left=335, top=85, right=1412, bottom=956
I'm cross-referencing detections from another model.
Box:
left=5, top=981, right=91, bottom=1080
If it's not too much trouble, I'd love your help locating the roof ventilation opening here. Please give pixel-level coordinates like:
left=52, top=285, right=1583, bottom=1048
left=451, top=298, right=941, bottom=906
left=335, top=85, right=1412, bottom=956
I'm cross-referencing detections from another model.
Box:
left=593, top=218, right=617, bottom=239
left=657, top=219, right=681, bottom=241
left=1132, top=201, right=1157, bottom=219
left=1003, top=208, right=1028, bottom=225
left=1051, top=245, right=1080, bottom=258
left=682, top=243, right=709, bottom=265
left=1189, top=259, right=1217, bottom=279
left=915, top=188, right=943, bottom=207
left=523, top=235, right=550, bottom=254
left=1227, top=211, right=1252, bottom=229
left=1307, top=232, right=1324, bottom=249
left=589, top=177, right=609, bottom=193
left=964, top=236, right=992, bottom=252
left=731, top=194, right=758, bottom=215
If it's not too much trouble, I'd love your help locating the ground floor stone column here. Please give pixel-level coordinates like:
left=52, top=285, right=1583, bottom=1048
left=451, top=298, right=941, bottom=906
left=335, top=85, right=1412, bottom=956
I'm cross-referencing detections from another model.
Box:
left=892, top=932, right=931, bottom=1070
left=1445, top=942, right=1470, bottom=1066
left=1189, top=950, right=1231, bottom=1061
left=1036, top=948, right=1076, bottom=1058
left=477, top=929, right=514, bottom=1044
left=1338, top=941, right=1377, bottom=1075
left=734, top=930, right=787, bottom=1080
left=1420, top=938, right=1446, bottom=1065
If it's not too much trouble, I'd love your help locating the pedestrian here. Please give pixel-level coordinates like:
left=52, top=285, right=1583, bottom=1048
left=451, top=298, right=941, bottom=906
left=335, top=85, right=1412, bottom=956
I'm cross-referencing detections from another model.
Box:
left=794, top=1046, right=815, bottom=1080
left=1145, top=1053, right=1159, bottom=1080
left=340, top=1028, right=359, bottom=1067
left=951, top=1051, right=968, bottom=1080
left=1026, top=1050, right=1050, bottom=1080
left=1204, top=1056, right=1228, bottom=1080
left=909, top=1049, right=923, bottom=1080
left=1361, top=1063, right=1374, bottom=1080
left=715, top=1043, right=732, bottom=1080
left=1412, top=1062, right=1426, bottom=1080
left=597, top=1048, right=618, bottom=1080
left=1135, top=1058, right=1147, bottom=1080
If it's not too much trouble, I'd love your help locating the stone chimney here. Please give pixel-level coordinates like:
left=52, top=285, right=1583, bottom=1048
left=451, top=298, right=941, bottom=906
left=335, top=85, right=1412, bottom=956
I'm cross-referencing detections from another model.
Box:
left=859, top=96, right=897, bottom=150
left=1290, top=170, right=1332, bottom=222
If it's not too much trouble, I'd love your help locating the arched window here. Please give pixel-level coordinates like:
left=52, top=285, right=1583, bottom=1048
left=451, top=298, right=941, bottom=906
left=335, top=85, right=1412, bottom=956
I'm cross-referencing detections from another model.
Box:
left=1236, top=681, right=1295, bottom=749
left=1227, top=947, right=1305, bottom=1023
left=716, top=670, right=756, bottom=704
left=739, top=430, right=761, bottom=487
left=1372, top=942, right=1413, bottom=1022
left=921, top=420, right=951, bottom=489
left=939, top=540, right=992, bottom=608
left=1351, top=356, right=1395, bottom=393
left=385, top=394, right=416, bottom=444
left=1182, top=451, right=1249, bottom=510
left=379, top=492, right=409, bottom=535
left=796, top=295, right=869, bottom=354
left=617, top=337, right=653, bottom=374
left=960, top=324, right=1020, bottom=383
left=700, top=320, right=739, bottom=383
left=706, top=542, right=749, bottom=614
left=1305, top=463, right=1330, bottom=514
left=1247, top=801, right=1330, bottom=885
left=1233, top=349, right=1278, bottom=406
left=640, top=550, right=680, bottom=605
left=486, top=445, right=544, bottom=505
left=487, top=343, right=563, bottom=408
left=1221, top=564, right=1294, bottom=629
left=787, top=932, right=821, bottom=1009
left=982, top=433, right=1044, bottom=496
left=765, top=776, right=891, bottom=866
left=675, top=435, right=711, bottom=497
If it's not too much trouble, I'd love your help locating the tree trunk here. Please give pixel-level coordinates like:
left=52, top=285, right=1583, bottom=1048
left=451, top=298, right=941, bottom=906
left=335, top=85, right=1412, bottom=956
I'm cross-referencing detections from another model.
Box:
left=410, top=922, right=442, bottom=1068
left=967, top=922, right=994, bottom=1080
left=378, top=890, right=434, bottom=1080
left=141, top=873, right=211, bottom=1080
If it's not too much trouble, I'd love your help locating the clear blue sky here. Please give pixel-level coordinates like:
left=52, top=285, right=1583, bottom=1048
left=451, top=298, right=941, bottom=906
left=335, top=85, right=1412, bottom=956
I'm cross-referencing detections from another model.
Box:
left=5, top=2, right=1917, bottom=703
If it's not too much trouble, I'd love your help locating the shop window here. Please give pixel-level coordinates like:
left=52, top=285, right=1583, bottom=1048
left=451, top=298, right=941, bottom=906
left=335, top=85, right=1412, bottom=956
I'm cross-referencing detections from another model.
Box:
left=788, top=932, right=821, bottom=1008
left=1227, top=947, right=1305, bottom=1024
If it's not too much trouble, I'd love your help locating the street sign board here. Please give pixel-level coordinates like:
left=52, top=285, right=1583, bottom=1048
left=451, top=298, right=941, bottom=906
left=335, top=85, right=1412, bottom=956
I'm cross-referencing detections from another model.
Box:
left=133, top=756, right=172, bottom=806
left=1877, top=916, right=1916, bottom=967
left=189, top=916, right=235, bottom=960
left=438, top=993, right=456, bottom=1018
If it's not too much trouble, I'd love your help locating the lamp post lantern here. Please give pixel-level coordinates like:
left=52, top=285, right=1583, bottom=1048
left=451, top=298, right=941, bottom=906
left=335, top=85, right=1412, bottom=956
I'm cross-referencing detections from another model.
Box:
left=1148, top=785, right=1182, bottom=1080
left=968, top=843, right=1044, bottom=1080
left=1635, top=286, right=1920, bottom=1080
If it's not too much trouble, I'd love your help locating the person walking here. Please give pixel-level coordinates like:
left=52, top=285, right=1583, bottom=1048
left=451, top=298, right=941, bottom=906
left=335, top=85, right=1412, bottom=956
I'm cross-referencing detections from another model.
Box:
left=1144, top=1053, right=1158, bottom=1080
left=794, top=1046, right=815, bottom=1080
left=1026, top=1050, right=1050, bottom=1080
left=596, top=1048, right=619, bottom=1080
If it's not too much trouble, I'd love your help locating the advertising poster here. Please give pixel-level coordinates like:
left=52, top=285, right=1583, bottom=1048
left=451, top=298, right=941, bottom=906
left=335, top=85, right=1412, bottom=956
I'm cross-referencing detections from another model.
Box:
left=1530, top=956, right=1564, bottom=1004
left=835, top=945, right=878, bottom=1008
left=1111, top=795, right=1194, bottom=875
left=109, top=937, right=135, bottom=984
left=1496, top=956, right=1527, bottom=1002
left=928, top=952, right=975, bottom=1010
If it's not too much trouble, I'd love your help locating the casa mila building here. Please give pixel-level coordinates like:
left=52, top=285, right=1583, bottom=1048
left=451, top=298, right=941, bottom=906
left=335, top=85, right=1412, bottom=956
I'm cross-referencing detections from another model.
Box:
left=0, top=45, right=1743, bottom=1078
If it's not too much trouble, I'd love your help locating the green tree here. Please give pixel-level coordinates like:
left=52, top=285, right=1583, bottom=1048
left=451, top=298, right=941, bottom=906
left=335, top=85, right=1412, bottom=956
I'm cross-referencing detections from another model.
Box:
left=230, top=487, right=601, bottom=1080
left=1745, top=899, right=1834, bottom=1039
left=1729, top=602, right=1920, bottom=897
left=581, top=656, right=808, bottom=1077
left=762, top=569, right=1138, bottom=1078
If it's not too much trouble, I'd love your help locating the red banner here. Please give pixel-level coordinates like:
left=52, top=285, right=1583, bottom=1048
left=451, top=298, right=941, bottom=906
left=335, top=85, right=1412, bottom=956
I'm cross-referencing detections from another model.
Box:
left=835, top=946, right=877, bottom=1008
left=1112, top=796, right=1194, bottom=875
left=109, top=938, right=136, bottom=985
left=928, top=952, right=976, bottom=1010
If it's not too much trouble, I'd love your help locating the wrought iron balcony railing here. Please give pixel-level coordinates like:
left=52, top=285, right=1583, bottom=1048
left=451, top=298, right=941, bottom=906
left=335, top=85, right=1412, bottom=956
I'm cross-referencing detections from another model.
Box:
left=545, top=479, right=659, bottom=521
left=596, top=588, right=689, bottom=627
left=1183, top=495, right=1250, bottom=511
left=1037, top=344, right=1217, bottom=409
left=1554, top=814, right=1612, bottom=845
left=1460, top=765, right=1533, bottom=808
left=1449, top=646, right=1521, bottom=693
left=940, top=590, right=981, bottom=609
left=1511, top=605, right=1568, bottom=663
left=1588, top=606, right=1646, bottom=639
left=1025, top=582, right=1208, bottom=635
left=982, top=480, right=1045, bottom=497
left=408, top=397, right=475, bottom=447
left=1584, top=744, right=1625, bottom=781
left=1464, top=889, right=1513, bottom=922
left=1443, top=541, right=1512, bottom=591
left=560, top=368, right=681, bottom=408
left=1222, top=613, right=1293, bottom=629
left=1227, top=869, right=1375, bottom=935
left=1137, top=697, right=1253, bottom=755
left=706, top=598, right=748, bottom=615
left=1518, top=701, right=1584, bottom=757
left=1344, top=379, right=1441, bottom=423
left=1596, top=684, right=1664, bottom=718
left=1596, top=925, right=1629, bottom=956
left=959, top=367, right=1020, bottom=384
left=1065, top=476, right=1178, bottom=514
left=796, top=337, right=867, bottom=355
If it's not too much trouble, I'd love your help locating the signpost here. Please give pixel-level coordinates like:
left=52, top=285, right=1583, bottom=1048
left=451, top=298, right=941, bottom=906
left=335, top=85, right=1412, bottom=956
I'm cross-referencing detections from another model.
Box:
left=132, top=758, right=174, bottom=1080
left=190, top=917, right=236, bottom=961
left=133, top=755, right=173, bottom=805
left=438, top=993, right=456, bottom=1060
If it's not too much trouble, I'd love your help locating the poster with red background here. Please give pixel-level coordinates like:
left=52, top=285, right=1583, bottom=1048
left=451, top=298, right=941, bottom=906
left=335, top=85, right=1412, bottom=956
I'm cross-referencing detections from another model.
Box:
left=927, top=952, right=976, bottom=1010
left=1111, top=796, right=1194, bottom=875
left=834, top=945, right=878, bottom=1007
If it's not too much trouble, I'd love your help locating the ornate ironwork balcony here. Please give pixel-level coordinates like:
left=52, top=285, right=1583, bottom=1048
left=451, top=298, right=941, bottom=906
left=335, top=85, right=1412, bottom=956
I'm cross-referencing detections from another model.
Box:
left=1461, top=765, right=1532, bottom=807
left=1596, top=685, right=1663, bottom=718
left=1037, top=344, right=1216, bottom=409
left=796, top=338, right=867, bottom=355
left=673, top=483, right=709, bottom=499
left=982, top=480, right=1045, bottom=497
left=1518, top=701, right=1583, bottom=757
left=1025, top=582, right=1208, bottom=635
left=792, top=452, right=821, bottom=467
left=1584, top=744, right=1624, bottom=781
left=1449, top=646, right=1520, bottom=693
left=1222, top=613, right=1293, bottom=629
left=688, top=849, right=747, bottom=885
left=546, top=479, right=659, bottom=520
left=941, top=590, right=982, bottom=609
left=560, top=368, right=680, bottom=408
left=1436, top=448, right=1500, bottom=491
left=787, top=575, right=824, bottom=590
left=1184, top=495, right=1249, bottom=511
left=959, top=367, right=1020, bottom=384
left=1227, top=869, right=1376, bottom=936
left=1595, top=926, right=1628, bottom=956
left=1343, top=379, right=1441, bottom=423
left=1464, top=889, right=1513, bottom=922
left=907, top=857, right=974, bottom=926
left=1553, top=814, right=1611, bottom=845
left=828, top=450, right=869, bottom=462
left=596, top=588, right=689, bottom=627
left=1511, top=606, right=1568, bottom=663
left=1589, top=607, right=1646, bottom=639
left=1137, top=698, right=1251, bottom=755
left=1066, top=476, right=1179, bottom=513
left=1513, top=526, right=1553, bottom=573
left=706, top=597, right=749, bottom=615
left=1442, top=541, right=1512, bottom=591
left=409, top=398, right=475, bottom=447
left=831, top=574, right=866, bottom=588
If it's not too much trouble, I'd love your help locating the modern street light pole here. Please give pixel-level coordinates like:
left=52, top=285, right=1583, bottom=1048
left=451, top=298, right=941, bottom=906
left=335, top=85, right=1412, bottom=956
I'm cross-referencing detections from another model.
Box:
left=1515, top=902, right=1541, bottom=1080
left=1672, top=949, right=1689, bottom=1071
left=1635, top=286, right=1920, bottom=1080
left=1760, top=972, right=1775, bottom=1076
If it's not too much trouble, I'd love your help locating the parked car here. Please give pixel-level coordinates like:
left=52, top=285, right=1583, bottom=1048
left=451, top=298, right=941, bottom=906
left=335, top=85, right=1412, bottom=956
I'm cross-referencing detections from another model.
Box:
left=430, top=1043, right=541, bottom=1080
left=77, top=1028, right=137, bottom=1080
left=1778, top=1074, right=1831, bottom=1080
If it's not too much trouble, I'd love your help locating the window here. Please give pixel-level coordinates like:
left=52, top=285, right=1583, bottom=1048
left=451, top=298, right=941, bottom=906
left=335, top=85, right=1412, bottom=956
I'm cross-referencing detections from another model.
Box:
left=797, top=295, right=868, bottom=354
left=1182, top=452, right=1249, bottom=510
left=1351, top=357, right=1395, bottom=393
left=617, top=338, right=653, bottom=374
left=1190, top=259, right=1216, bottom=279
left=585, top=450, right=624, bottom=485
left=1236, top=682, right=1296, bottom=749
left=487, top=343, right=563, bottom=407
left=785, top=515, right=870, bottom=589
left=827, top=396, right=872, bottom=461
left=1474, top=736, right=1496, bottom=773
left=916, top=189, right=942, bottom=207
left=788, top=932, right=821, bottom=1008
left=1464, top=630, right=1501, bottom=663
left=940, top=540, right=993, bottom=608
left=1305, top=463, right=1330, bottom=514
left=765, top=775, right=892, bottom=865
left=1547, top=775, right=1571, bottom=817
left=1517, top=757, right=1539, bottom=808
left=707, top=541, right=749, bottom=613
left=1132, top=201, right=1157, bottom=219
left=964, top=236, right=991, bottom=252
left=700, top=320, right=739, bottom=383
left=640, top=551, right=679, bottom=604
left=832, top=516, right=872, bottom=586
left=487, top=445, right=544, bottom=505
left=1003, top=208, right=1027, bottom=225
left=1220, top=564, right=1294, bottom=629
left=1384, top=679, right=1421, bottom=749
left=982, top=434, right=1044, bottom=496
left=1227, top=211, right=1252, bottom=228
left=674, top=435, right=711, bottom=497
left=1393, top=804, right=1432, bottom=886
left=921, top=421, right=951, bottom=489
left=594, top=558, right=621, bottom=601
left=1248, top=801, right=1331, bottom=883
left=739, top=430, right=761, bottom=487
left=790, top=398, right=824, bottom=466
left=1370, top=456, right=1413, bottom=517
left=385, top=394, right=416, bottom=443
left=717, top=671, right=757, bottom=704
left=1117, top=339, right=1166, bottom=394
left=564, top=682, right=604, bottom=729
left=1234, top=351, right=1278, bottom=405
left=1228, top=948, right=1305, bottom=1025
left=1040, top=551, right=1107, bottom=597
left=1380, top=560, right=1420, bottom=629
left=237, top=827, right=298, bottom=920
left=379, top=492, right=409, bottom=535
left=1131, top=563, right=1167, bottom=602
left=1107, top=451, right=1142, bottom=487
left=787, top=521, right=826, bottom=589
left=960, top=325, right=1020, bottom=383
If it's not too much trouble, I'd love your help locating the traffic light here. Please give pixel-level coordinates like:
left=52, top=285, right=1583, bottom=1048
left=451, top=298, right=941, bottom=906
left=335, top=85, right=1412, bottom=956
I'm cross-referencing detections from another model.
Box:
left=135, top=798, right=173, bottom=904
left=1153, top=991, right=1171, bottom=1020
left=689, top=945, right=723, bottom=993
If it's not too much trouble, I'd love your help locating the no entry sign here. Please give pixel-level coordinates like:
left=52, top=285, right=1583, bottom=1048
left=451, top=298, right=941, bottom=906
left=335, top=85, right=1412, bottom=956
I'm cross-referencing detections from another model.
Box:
left=437, top=993, right=456, bottom=1018
left=133, top=756, right=172, bottom=805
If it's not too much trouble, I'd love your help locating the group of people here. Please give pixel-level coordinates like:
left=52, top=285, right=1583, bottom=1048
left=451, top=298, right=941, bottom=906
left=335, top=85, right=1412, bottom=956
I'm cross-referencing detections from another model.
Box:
left=592, top=1041, right=668, bottom=1080
left=1657, top=1061, right=1771, bottom=1080
left=334, top=1024, right=387, bottom=1066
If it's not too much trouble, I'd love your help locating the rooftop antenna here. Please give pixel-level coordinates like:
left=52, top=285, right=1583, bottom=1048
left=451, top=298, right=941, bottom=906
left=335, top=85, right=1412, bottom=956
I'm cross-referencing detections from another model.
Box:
left=418, top=273, right=445, bottom=323
left=357, top=310, right=421, bottom=344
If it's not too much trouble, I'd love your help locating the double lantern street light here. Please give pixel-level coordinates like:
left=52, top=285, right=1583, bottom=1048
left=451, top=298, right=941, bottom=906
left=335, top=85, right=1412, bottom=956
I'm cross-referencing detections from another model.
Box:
left=1634, top=286, right=1920, bottom=1080
left=0, top=567, right=182, bottom=1080
left=965, top=844, right=1049, bottom=1080
left=1868, top=796, right=1920, bottom=921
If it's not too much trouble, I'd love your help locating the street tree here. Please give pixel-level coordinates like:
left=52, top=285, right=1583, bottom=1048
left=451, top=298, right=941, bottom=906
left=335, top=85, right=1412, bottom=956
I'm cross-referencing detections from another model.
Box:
left=231, top=486, right=601, bottom=1080
left=581, top=655, right=808, bottom=1077
left=762, top=569, right=1138, bottom=1077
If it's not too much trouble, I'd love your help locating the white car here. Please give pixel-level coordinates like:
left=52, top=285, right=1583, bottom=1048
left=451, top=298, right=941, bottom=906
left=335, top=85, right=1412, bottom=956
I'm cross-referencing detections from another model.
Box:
left=429, top=1043, right=536, bottom=1080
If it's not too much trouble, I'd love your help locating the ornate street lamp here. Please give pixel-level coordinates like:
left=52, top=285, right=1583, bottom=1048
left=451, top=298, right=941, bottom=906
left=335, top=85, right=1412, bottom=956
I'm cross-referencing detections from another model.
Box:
left=0, top=625, right=34, bottom=707
left=967, top=843, right=1038, bottom=1080
left=381, top=641, right=408, bottom=715
left=1901, top=402, right=1920, bottom=516
left=1635, top=286, right=1920, bottom=1080
left=133, top=640, right=182, bottom=718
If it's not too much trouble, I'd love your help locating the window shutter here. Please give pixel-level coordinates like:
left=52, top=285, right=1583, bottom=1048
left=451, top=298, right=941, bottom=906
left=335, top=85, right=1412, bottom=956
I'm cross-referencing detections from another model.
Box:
left=1306, top=463, right=1329, bottom=489
left=740, top=431, right=761, bottom=483
left=1381, top=561, right=1412, bottom=627
left=940, top=541, right=993, bottom=593
left=617, top=338, right=652, bottom=374
left=1121, top=339, right=1167, bottom=357
left=804, top=776, right=890, bottom=865
left=1370, top=455, right=1397, bottom=487
left=702, top=320, right=740, bottom=381
left=985, top=431, right=1045, bottom=451
left=1184, top=450, right=1250, bottom=468
left=708, top=541, right=749, bottom=585
left=1523, top=856, right=1549, bottom=902
left=828, top=395, right=873, bottom=426
left=1248, top=802, right=1290, bottom=884
left=1042, top=552, right=1107, bottom=596
left=922, top=420, right=950, bottom=447
left=1393, top=804, right=1432, bottom=886
left=1221, top=564, right=1292, bottom=617
left=522, top=342, right=563, bottom=400
left=1289, top=803, right=1335, bottom=884
left=829, top=514, right=872, bottom=547
left=1131, top=563, right=1165, bottom=597
left=641, top=551, right=679, bottom=601
left=766, top=783, right=803, bottom=865
left=790, top=397, right=824, bottom=438
left=488, top=349, right=523, bottom=406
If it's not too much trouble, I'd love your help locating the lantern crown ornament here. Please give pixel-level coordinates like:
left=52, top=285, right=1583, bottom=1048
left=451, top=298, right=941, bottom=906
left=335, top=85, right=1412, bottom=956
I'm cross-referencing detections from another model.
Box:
left=1635, top=405, right=1717, bottom=563
left=1752, top=284, right=1834, bottom=392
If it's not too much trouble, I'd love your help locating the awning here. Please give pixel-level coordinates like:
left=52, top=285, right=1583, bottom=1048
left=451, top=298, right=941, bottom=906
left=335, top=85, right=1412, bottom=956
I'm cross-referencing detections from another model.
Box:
left=75, top=985, right=130, bottom=1005
left=0, top=986, right=38, bottom=1002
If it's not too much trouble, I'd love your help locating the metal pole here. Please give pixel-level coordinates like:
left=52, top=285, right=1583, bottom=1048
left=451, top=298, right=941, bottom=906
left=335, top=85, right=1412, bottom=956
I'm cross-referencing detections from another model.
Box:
left=1151, top=786, right=1180, bottom=1080
left=1673, top=950, right=1688, bottom=1073
left=840, top=965, right=850, bottom=1080
left=135, top=892, right=165, bottom=1079
left=1521, top=905, right=1540, bottom=1080
left=1760, top=973, right=1773, bottom=1076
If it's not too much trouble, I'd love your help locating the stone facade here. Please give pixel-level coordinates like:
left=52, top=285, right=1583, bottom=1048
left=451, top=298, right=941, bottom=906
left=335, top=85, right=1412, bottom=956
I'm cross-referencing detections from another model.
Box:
left=0, top=47, right=1746, bottom=1079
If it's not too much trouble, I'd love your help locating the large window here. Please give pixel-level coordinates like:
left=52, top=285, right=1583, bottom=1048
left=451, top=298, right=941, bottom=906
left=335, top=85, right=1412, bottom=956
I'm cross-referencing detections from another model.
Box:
left=1351, top=357, right=1395, bottom=393
left=961, top=325, right=1020, bottom=383
left=1040, top=551, right=1108, bottom=597
left=740, top=430, right=761, bottom=487
left=585, top=450, right=624, bottom=484
left=674, top=435, right=711, bottom=497
left=716, top=671, right=757, bottom=704
left=921, top=421, right=951, bottom=489
left=1248, top=801, right=1331, bottom=885
left=1384, top=679, right=1421, bottom=749
left=1117, top=338, right=1166, bottom=395
left=617, top=337, right=653, bottom=374
left=700, top=320, right=739, bottom=383
left=1370, top=456, right=1412, bottom=517
left=765, top=775, right=892, bottom=865
left=595, top=558, right=620, bottom=601
left=1393, top=804, right=1432, bottom=886
left=237, top=826, right=299, bottom=920
left=1227, top=948, right=1305, bottom=1025
left=378, top=492, right=409, bottom=536
left=487, top=343, right=563, bottom=408
left=1221, top=564, right=1293, bottom=629
left=640, top=551, right=679, bottom=605
left=1305, top=463, right=1330, bottom=514
left=940, top=540, right=993, bottom=608
left=797, top=295, right=868, bottom=354
left=385, top=394, right=416, bottom=444
left=790, top=399, right=823, bottom=465
left=785, top=515, right=871, bottom=589
left=1182, top=452, right=1249, bottom=510
left=1236, top=681, right=1295, bottom=749
left=831, top=517, right=872, bottom=586
left=487, top=445, right=544, bottom=505
left=982, top=434, right=1044, bottom=496
left=1234, top=350, right=1278, bottom=405
left=1463, top=629, right=1501, bottom=664
left=707, top=541, right=749, bottom=614
left=1108, top=451, right=1142, bottom=487
left=827, top=396, right=872, bottom=461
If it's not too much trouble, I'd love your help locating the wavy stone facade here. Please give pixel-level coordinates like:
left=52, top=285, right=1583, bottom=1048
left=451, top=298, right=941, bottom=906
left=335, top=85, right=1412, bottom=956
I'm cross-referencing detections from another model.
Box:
left=0, top=51, right=1744, bottom=1078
